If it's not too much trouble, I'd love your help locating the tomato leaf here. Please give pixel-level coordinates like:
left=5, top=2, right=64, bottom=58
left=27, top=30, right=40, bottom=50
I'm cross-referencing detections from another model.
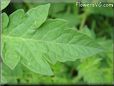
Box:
left=2, top=4, right=104, bottom=75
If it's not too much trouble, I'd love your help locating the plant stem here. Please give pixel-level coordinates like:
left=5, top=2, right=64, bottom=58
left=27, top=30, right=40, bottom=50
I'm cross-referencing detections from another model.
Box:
left=79, top=13, right=88, bottom=30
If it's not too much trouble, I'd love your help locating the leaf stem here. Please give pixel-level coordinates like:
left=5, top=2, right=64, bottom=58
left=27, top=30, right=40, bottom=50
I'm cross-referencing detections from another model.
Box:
left=79, top=13, right=88, bottom=30
left=72, top=74, right=82, bottom=83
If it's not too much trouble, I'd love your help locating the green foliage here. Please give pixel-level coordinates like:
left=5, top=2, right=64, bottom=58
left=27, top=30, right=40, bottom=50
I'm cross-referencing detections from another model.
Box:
left=1, top=0, right=10, bottom=10
left=2, top=4, right=103, bottom=76
left=1, top=2, right=113, bottom=85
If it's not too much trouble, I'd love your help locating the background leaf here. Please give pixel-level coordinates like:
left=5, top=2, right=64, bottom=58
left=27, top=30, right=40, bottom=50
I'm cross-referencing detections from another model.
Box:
left=1, top=0, right=10, bottom=10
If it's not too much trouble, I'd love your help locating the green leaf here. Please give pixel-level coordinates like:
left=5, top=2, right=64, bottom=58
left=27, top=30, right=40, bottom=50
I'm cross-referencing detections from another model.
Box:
left=2, top=4, right=51, bottom=71
left=49, top=3, right=66, bottom=14
left=6, top=9, right=25, bottom=33
left=80, top=26, right=96, bottom=39
left=1, top=0, right=10, bottom=10
left=2, top=4, right=103, bottom=75
left=1, top=64, right=23, bottom=84
left=2, top=13, right=9, bottom=29
left=77, top=39, right=113, bottom=83
left=53, top=13, right=81, bottom=27
left=77, top=57, right=105, bottom=83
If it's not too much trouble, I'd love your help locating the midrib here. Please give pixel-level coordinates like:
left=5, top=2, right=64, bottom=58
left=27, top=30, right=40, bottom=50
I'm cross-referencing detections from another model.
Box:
left=2, top=35, right=99, bottom=49
left=2, top=35, right=73, bottom=45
